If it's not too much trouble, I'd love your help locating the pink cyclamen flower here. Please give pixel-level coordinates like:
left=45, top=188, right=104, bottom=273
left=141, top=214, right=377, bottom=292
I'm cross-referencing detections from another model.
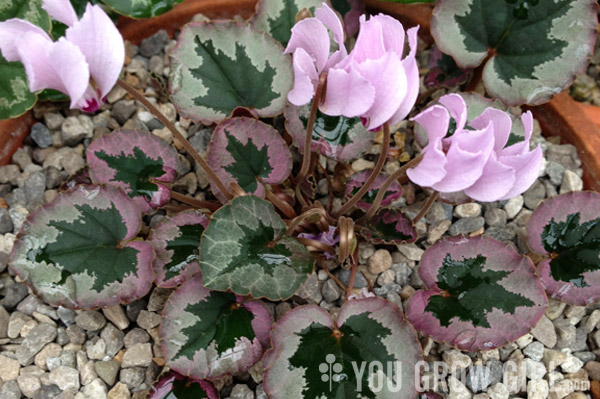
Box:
left=407, top=93, right=543, bottom=202
left=284, top=3, right=419, bottom=130
left=0, top=0, right=124, bottom=112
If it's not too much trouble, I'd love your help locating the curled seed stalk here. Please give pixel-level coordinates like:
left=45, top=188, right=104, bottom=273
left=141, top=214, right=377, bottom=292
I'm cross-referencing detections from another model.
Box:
left=286, top=208, right=325, bottom=236
left=170, top=191, right=221, bottom=211
left=117, top=79, right=233, bottom=202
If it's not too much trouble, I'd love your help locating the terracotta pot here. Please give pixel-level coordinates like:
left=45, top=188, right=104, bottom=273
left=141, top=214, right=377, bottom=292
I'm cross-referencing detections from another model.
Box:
left=0, top=112, right=34, bottom=166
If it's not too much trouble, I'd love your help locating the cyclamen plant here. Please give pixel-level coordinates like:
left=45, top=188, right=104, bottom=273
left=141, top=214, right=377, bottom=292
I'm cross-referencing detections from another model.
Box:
left=2, top=0, right=600, bottom=397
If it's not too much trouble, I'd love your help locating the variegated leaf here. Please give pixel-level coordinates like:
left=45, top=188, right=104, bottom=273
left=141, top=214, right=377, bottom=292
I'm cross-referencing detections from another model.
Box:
left=150, top=371, right=218, bottom=399
left=87, top=130, right=178, bottom=213
left=0, top=0, right=51, bottom=119
left=406, top=235, right=547, bottom=351
left=251, top=0, right=328, bottom=46
left=147, top=210, right=209, bottom=288
left=527, top=191, right=600, bottom=306
left=103, top=0, right=183, bottom=18
left=425, top=46, right=471, bottom=89
left=431, top=0, right=598, bottom=105
left=206, top=117, right=292, bottom=203
left=9, top=185, right=154, bottom=309
left=284, top=102, right=373, bottom=162
left=345, top=170, right=402, bottom=211
left=160, top=274, right=272, bottom=379
left=359, top=209, right=417, bottom=245
left=200, top=195, right=314, bottom=300
left=169, top=21, right=293, bottom=124
left=264, top=298, right=422, bottom=399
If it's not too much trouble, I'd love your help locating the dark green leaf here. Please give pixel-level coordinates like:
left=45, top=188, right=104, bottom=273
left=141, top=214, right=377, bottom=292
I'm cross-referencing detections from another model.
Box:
left=102, top=0, right=183, bottom=18
left=223, top=131, right=273, bottom=194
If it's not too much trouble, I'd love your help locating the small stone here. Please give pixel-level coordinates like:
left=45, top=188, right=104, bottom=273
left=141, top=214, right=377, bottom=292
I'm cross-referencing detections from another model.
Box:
left=525, top=358, right=547, bottom=380
left=17, top=294, right=43, bottom=316
left=466, top=364, right=493, bottom=392
left=61, top=116, right=92, bottom=145
left=427, top=219, right=451, bottom=244
left=12, top=148, right=31, bottom=169
left=396, top=244, right=424, bottom=261
left=0, top=354, right=20, bottom=381
left=112, top=100, right=137, bottom=125
left=295, top=272, right=323, bottom=303
left=8, top=312, right=32, bottom=338
left=549, top=379, right=574, bottom=399
left=524, top=180, right=546, bottom=209
left=75, top=311, right=106, bottom=331
left=0, top=380, right=21, bottom=399
left=543, top=349, right=568, bottom=370
left=454, top=203, right=482, bottom=218
left=136, top=311, right=161, bottom=331
left=504, top=196, right=524, bottom=219
left=95, top=360, right=120, bottom=386
left=339, top=269, right=368, bottom=289
left=49, top=365, right=79, bottom=391
left=376, top=269, right=395, bottom=286
left=85, top=338, right=107, bottom=360
left=123, top=328, right=150, bottom=348
left=0, top=164, right=20, bottom=184
left=321, top=279, right=341, bottom=303
left=516, top=333, right=534, bottom=348
left=546, top=162, right=565, bottom=186
left=24, top=171, right=46, bottom=209
left=140, top=30, right=169, bottom=57
left=147, top=288, right=172, bottom=312
left=448, top=217, right=485, bottom=236
left=443, top=349, right=472, bottom=371
left=554, top=318, right=576, bottom=349
left=30, top=123, right=53, bottom=148
left=368, top=249, right=392, bottom=274
left=125, top=299, right=147, bottom=322
left=487, top=383, right=509, bottom=399
left=108, top=382, right=130, bottom=399
left=34, top=343, right=61, bottom=370
left=561, top=355, right=583, bottom=373
left=101, top=324, right=125, bottom=358
left=0, top=306, right=8, bottom=338
left=119, top=367, right=145, bottom=389
left=43, top=112, right=64, bottom=130
left=426, top=202, right=452, bottom=224
left=546, top=299, right=567, bottom=320
left=523, top=341, right=545, bottom=361
left=484, top=208, right=508, bottom=227
left=351, top=158, right=374, bottom=172
left=82, top=379, right=107, bottom=399
left=17, top=373, right=40, bottom=398
left=3, top=284, right=29, bottom=310
left=584, top=310, right=600, bottom=333
left=121, top=343, right=153, bottom=368
left=532, top=315, right=557, bottom=348
left=102, top=306, right=130, bottom=330
left=448, top=375, right=471, bottom=399
left=527, top=379, right=549, bottom=399
left=230, top=384, right=254, bottom=399
left=559, top=170, right=583, bottom=194
left=16, top=324, right=57, bottom=366
left=0, top=208, right=14, bottom=234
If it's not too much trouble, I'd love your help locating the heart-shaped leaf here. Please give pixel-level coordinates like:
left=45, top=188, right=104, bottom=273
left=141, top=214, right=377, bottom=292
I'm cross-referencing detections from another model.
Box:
left=0, top=0, right=52, bottom=119
left=169, top=21, right=292, bottom=124
left=345, top=170, right=402, bottom=211
left=359, top=209, right=417, bottom=245
left=200, top=195, right=314, bottom=300
left=264, top=297, right=422, bottom=399
left=206, top=117, right=292, bottom=202
left=431, top=0, right=598, bottom=105
left=406, top=235, right=547, bottom=351
left=147, top=210, right=209, bottom=288
left=150, top=371, right=218, bottom=399
left=527, top=191, right=600, bottom=306
left=87, top=130, right=178, bottom=213
left=103, top=0, right=183, bottom=18
left=425, top=46, right=472, bottom=89
left=284, top=102, right=373, bottom=162
left=251, top=0, right=327, bottom=46
left=161, top=274, right=271, bottom=380
left=9, top=185, right=154, bottom=309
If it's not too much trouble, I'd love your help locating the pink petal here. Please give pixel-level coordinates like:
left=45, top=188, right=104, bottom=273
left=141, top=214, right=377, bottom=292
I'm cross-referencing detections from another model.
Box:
left=314, top=3, right=345, bottom=54
left=287, top=47, right=319, bottom=106
left=320, top=67, right=375, bottom=117
left=469, top=107, right=512, bottom=152
left=388, top=26, right=419, bottom=126
left=66, top=4, right=124, bottom=99
left=406, top=105, right=450, bottom=187
left=347, top=14, right=385, bottom=63
left=0, top=19, right=50, bottom=62
left=370, top=14, right=406, bottom=56
left=450, top=121, right=495, bottom=156
left=284, top=17, right=330, bottom=73
left=502, top=111, right=534, bottom=156
left=18, top=34, right=89, bottom=108
left=464, top=153, right=516, bottom=202
left=497, top=145, right=543, bottom=200
left=43, top=0, right=78, bottom=27
left=439, top=93, right=468, bottom=131
left=354, top=52, right=407, bottom=130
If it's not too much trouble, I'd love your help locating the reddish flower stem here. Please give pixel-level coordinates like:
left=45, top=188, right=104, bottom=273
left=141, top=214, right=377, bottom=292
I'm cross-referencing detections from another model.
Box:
left=412, top=191, right=440, bottom=225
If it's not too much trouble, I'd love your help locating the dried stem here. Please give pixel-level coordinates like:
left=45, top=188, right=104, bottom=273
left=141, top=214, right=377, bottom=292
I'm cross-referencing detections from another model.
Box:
left=320, top=259, right=346, bottom=291
left=297, top=73, right=328, bottom=184
left=286, top=208, right=325, bottom=236
left=170, top=191, right=221, bottom=211
left=117, top=79, right=232, bottom=201
left=334, top=122, right=391, bottom=217
left=362, top=153, right=424, bottom=220
left=412, top=191, right=440, bottom=225
left=344, top=245, right=360, bottom=302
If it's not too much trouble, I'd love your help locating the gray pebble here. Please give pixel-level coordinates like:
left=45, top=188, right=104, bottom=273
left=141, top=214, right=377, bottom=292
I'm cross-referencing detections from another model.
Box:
left=523, top=180, right=546, bottom=210
left=140, top=30, right=169, bottom=57
left=295, top=273, right=323, bottom=303
left=24, top=171, right=46, bottom=209
left=466, top=363, right=493, bottom=392
left=0, top=380, right=22, bottom=399
left=43, top=112, right=64, bottom=130
left=120, top=367, right=145, bottom=389
left=101, top=323, right=124, bottom=358
left=33, top=384, right=61, bottom=399
left=484, top=208, right=507, bottom=227
left=66, top=325, right=86, bottom=345
left=126, top=299, right=147, bottom=322
left=230, top=384, right=254, bottom=399
left=0, top=164, right=20, bottom=184
left=75, top=311, right=106, bottom=331
left=559, top=170, right=583, bottom=194
left=448, top=217, right=485, bottom=236
left=95, top=360, right=120, bottom=386
left=12, top=148, right=32, bottom=170
left=30, top=123, right=53, bottom=148
left=485, top=224, right=518, bottom=242
left=393, top=262, right=412, bottom=286
left=56, top=307, right=76, bottom=326
left=61, top=116, right=92, bottom=146
left=1, top=283, right=28, bottom=310
left=503, top=196, right=523, bottom=219
left=112, top=100, right=137, bottom=125
left=523, top=341, right=544, bottom=361
left=545, top=161, right=565, bottom=186
left=554, top=318, right=576, bottom=349
left=16, top=324, right=57, bottom=366
left=321, top=279, right=341, bottom=303
left=124, top=328, right=150, bottom=349
left=147, top=288, right=172, bottom=312
left=339, top=269, right=367, bottom=289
